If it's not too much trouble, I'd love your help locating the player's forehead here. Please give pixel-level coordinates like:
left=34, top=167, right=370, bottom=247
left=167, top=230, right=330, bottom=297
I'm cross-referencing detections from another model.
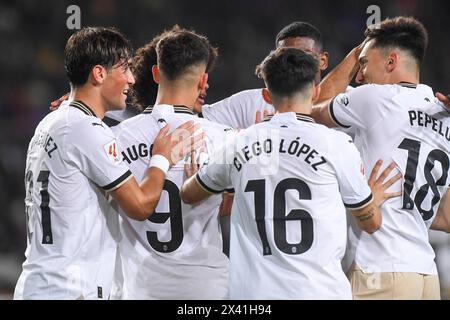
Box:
left=359, top=39, right=378, bottom=60
left=277, top=37, right=318, bottom=54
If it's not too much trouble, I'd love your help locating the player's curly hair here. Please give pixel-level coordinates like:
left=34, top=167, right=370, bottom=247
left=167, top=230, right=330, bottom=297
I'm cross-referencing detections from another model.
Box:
left=129, top=32, right=164, bottom=111
left=130, top=25, right=217, bottom=111
left=365, top=16, right=428, bottom=65
left=256, top=48, right=318, bottom=98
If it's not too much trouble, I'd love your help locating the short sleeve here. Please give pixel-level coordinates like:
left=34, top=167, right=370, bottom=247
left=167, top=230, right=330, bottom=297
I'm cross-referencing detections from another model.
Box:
left=201, top=89, right=274, bottom=129
left=196, top=139, right=235, bottom=194
left=66, top=119, right=132, bottom=191
left=331, top=133, right=373, bottom=209
left=329, top=84, right=382, bottom=133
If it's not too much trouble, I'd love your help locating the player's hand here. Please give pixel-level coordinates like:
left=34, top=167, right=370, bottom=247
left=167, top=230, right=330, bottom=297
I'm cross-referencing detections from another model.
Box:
left=184, top=150, right=199, bottom=178
left=368, top=160, right=402, bottom=206
left=436, top=92, right=450, bottom=110
left=153, top=121, right=204, bottom=167
left=255, top=109, right=270, bottom=124
left=50, top=93, right=70, bottom=111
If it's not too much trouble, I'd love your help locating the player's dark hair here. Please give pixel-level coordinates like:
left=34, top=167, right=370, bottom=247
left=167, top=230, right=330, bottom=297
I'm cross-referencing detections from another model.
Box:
left=131, top=26, right=217, bottom=111
left=256, top=48, right=318, bottom=98
left=64, top=26, right=132, bottom=87
left=365, top=16, right=428, bottom=65
left=156, top=26, right=218, bottom=81
left=275, top=22, right=323, bottom=51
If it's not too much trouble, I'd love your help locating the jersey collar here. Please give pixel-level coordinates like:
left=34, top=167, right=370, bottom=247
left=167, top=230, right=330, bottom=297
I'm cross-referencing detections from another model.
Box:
left=142, top=104, right=196, bottom=115
left=398, top=81, right=418, bottom=89
left=69, top=100, right=97, bottom=117
left=263, top=112, right=315, bottom=123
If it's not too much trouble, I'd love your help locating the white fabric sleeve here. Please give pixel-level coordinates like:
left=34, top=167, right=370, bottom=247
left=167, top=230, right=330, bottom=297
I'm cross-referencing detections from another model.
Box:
left=329, top=84, right=383, bottom=133
left=201, top=89, right=273, bottom=129
left=196, top=139, right=235, bottom=194
left=331, top=133, right=373, bottom=209
left=66, top=119, right=132, bottom=191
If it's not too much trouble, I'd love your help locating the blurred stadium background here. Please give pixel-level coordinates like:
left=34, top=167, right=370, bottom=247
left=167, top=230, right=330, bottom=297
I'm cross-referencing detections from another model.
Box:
left=0, top=0, right=449, bottom=299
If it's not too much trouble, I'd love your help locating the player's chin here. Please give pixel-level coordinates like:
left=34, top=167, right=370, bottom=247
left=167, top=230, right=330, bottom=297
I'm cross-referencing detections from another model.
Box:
left=110, top=98, right=127, bottom=110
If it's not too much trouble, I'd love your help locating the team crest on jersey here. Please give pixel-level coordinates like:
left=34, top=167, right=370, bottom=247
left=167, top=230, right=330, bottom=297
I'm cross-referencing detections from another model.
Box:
left=104, top=140, right=121, bottom=165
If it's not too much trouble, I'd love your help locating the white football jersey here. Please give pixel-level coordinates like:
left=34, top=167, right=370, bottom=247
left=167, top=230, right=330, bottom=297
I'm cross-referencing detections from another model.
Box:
left=330, top=83, right=450, bottom=274
left=15, top=101, right=132, bottom=300
left=197, top=112, right=373, bottom=299
left=112, top=104, right=235, bottom=299
left=201, top=89, right=274, bottom=129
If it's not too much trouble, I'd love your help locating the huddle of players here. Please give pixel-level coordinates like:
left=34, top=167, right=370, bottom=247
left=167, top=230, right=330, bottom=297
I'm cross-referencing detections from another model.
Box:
left=16, top=16, right=450, bottom=300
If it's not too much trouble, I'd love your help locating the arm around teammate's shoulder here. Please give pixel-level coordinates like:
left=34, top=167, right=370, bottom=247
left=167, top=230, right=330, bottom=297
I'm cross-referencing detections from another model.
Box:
left=111, top=121, right=204, bottom=221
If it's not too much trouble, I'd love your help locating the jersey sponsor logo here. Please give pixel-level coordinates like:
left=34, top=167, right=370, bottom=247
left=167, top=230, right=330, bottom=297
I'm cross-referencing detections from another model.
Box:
left=104, top=140, right=121, bottom=164
left=91, top=122, right=104, bottom=128
left=340, top=95, right=349, bottom=107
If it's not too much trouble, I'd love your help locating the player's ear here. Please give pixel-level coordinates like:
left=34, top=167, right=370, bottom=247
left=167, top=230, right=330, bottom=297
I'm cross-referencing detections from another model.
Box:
left=319, top=51, right=329, bottom=70
left=199, top=73, right=208, bottom=91
left=91, top=65, right=107, bottom=85
left=386, top=51, right=399, bottom=73
left=262, top=88, right=273, bottom=105
left=152, top=65, right=160, bottom=84
left=311, top=83, right=321, bottom=103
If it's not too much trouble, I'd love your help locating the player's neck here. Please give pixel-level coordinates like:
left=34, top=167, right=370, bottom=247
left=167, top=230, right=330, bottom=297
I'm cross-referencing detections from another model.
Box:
left=70, top=87, right=108, bottom=118
left=273, top=96, right=312, bottom=115
left=389, top=69, right=420, bottom=85
left=275, top=104, right=312, bottom=115
left=155, top=86, right=196, bottom=110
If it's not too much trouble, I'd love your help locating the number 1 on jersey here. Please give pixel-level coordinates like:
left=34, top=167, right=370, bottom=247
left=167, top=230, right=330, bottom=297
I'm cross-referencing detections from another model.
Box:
left=398, top=138, right=449, bottom=221
left=37, top=170, right=53, bottom=244
left=245, top=178, right=314, bottom=256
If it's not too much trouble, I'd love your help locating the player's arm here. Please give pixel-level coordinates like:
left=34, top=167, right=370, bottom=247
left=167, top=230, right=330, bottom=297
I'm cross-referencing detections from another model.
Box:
left=316, top=41, right=365, bottom=104
left=180, top=141, right=233, bottom=204
left=179, top=173, right=213, bottom=204
left=350, top=161, right=402, bottom=234
left=111, top=121, right=203, bottom=220
left=311, top=98, right=336, bottom=128
left=219, top=193, right=234, bottom=217
left=431, top=188, right=450, bottom=233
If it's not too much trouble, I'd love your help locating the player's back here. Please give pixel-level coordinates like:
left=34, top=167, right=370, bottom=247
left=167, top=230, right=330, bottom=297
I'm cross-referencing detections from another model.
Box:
left=335, top=84, right=450, bottom=274
left=224, top=112, right=371, bottom=299
left=113, top=104, right=233, bottom=299
left=15, top=102, right=120, bottom=299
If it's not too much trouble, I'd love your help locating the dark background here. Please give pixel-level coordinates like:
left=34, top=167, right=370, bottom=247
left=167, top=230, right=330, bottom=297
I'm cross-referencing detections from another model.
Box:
left=0, top=0, right=449, bottom=298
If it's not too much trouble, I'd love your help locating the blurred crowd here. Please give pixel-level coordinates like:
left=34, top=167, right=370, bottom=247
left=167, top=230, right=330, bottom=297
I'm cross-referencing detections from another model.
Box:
left=0, top=0, right=449, bottom=298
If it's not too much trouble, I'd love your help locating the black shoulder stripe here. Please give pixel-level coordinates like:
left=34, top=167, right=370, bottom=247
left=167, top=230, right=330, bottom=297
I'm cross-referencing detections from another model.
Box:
left=102, top=170, right=132, bottom=192
left=329, top=98, right=351, bottom=129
